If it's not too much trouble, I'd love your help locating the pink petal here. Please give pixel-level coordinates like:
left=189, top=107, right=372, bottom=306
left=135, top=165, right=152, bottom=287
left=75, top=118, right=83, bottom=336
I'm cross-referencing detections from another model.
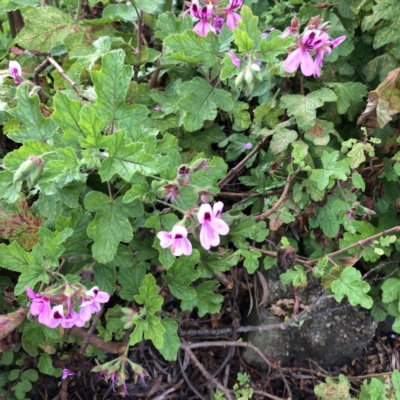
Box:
left=172, top=237, right=192, bottom=256
left=283, top=48, right=303, bottom=73
left=300, top=50, right=315, bottom=76
left=228, top=51, right=241, bottom=67
left=209, top=218, right=230, bottom=235
left=228, top=0, right=243, bottom=10
left=198, top=204, right=212, bottom=224
left=193, top=20, right=214, bottom=36
left=213, top=201, right=224, bottom=217
left=25, top=286, right=36, bottom=299
left=79, top=304, right=93, bottom=322
left=200, top=224, right=216, bottom=250
left=157, top=231, right=174, bottom=248
left=171, top=225, right=188, bottom=238
left=226, top=11, right=241, bottom=30
left=331, top=35, right=346, bottom=48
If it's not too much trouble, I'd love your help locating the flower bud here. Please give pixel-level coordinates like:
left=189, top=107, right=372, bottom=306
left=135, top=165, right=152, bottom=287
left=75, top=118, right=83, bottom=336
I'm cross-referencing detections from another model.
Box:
left=13, top=156, right=44, bottom=188
left=190, top=158, right=210, bottom=172
left=235, top=70, right=246, bottom=88
left=245, top=68, right=254, bottom=85
left=250, top=63, right=261, bottom=73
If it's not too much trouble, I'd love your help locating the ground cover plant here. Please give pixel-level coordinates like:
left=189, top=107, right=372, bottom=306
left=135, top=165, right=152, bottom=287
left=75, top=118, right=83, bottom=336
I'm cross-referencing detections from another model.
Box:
left=2, top=0, right=400, bottom=398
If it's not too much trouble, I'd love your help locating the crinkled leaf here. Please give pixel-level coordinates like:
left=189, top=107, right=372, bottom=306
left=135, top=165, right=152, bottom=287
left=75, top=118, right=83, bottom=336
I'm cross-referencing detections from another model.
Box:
left=8, top=85, right=57, bottom=143
left=280, top=265, right=307, bottom=287
left=159, top=318, right=180, bottom=361
left=331, top=267, right=373, bottom=308
left=118, top=262, right=147, bottom=301
left=162, top=250, right=200, bottom=301
left=84, top=192, right=140, bottom=264
left=270, top=128, right=298, bottom=154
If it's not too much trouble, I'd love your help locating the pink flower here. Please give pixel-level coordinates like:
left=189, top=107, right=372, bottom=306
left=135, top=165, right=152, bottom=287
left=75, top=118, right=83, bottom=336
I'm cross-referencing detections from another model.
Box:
left=157, top=225, right=192, bottom=256
left=79, top=286, right=110, bottom=322
left=223, top=0, right=242, bottom=30
left=62, top=369, right=76, bottom=380
left=313, top=35, right=346, bottom=76
left=283, top=29, right=329, bottom=76
left=281, top=16, right=299, bottom=38
left=198, top=202, right=229, bottom=250
left=228, top=51, right=241, bottom=67
left=51, top=301, right=86, bottom=329
left=9, top=61, right=23, bottom=84
left=243, top=142, right=252, bottom=149
left=191, top=2, right=215, bottom=36
left=25, top=286, right=53, bottom=326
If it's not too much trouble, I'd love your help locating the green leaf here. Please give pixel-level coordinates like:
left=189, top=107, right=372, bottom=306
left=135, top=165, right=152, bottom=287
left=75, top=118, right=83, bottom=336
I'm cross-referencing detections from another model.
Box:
left=197, top=250, right=240, bottom=278
left=339, top=221, right=383, bottom=262
left=15, top=264, right=49, bottom=296
left=162, top=250, right=200, bottom=301
left=260, top=31, right=294, bottom=63
left=179, top=125, right=227, bottom=157
left=231, top=101, right=251, bottom=130
left=281, top=89, right=337, bottom=131
left=84, top=192, right=139, bottom=264
left=381, top=278, right=400, bottom=303
left=164, top=30, right=220, bottom=69
left=134, top=0, right=160, bottom=13
left=90, top=50, right=149, bottom=133
left=118, top=262, right=146, bottom=301
left=135, top=274, right=163, bottom=314
left=310, top=151, right=352, bottom=190
left=359, top=377, right=387, bottom=400
left=0, top=171, right=22, bottom=203
left=327, top=82, right=368, bottom=120
left=159, top=318, right=180, bottom=361
left=331, top=267, right=373, bottom=308
left=229, top=216, right=269, bottom=249
left=78, top=105, right=109, bottom=149
left=181, top=281, right=223, bottom=317
left=102, top=4, right=139, bottom=22
left=52, top=91, right=84, bottom=146
left=241, top=250, right=261, bottom=274
left=0, top=241, right=35, bottom=272
left=352, top=172, right=366, bottom=191
left=304, top=119, right=335, bottom=146
left=93, top=263, right=116, bottom=295
left=280, top=265, right=307, bottom=287
left=37, top=353, right=62, bottom=377
left=270, top=128, right=298, bottom=154
left=156, top=12, right=194, bottom=40
left=177, top=77, right=234, bottom=132
left=99, top=130, right=159, bottom=181
left=236, top=5, right=261, bottom=50
left=8, top=85, right=57, bottom=143
left=16, top=7, right=74, bottom=52
left=233, top=29, right=254, bottom=52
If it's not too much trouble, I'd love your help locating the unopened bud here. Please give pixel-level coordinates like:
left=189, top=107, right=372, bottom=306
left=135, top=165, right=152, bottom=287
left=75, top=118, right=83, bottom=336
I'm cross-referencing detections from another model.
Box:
left=307, top=15, right=322, bottom=29
left=235, top=70, right=245, bottom=88
left=13, top=156, right=44, bottom=188
left=245, top=68, right=254, bottom=85
left=190, top=158, right=210, bottom=172
left=250, top=63, right=261, bottom=73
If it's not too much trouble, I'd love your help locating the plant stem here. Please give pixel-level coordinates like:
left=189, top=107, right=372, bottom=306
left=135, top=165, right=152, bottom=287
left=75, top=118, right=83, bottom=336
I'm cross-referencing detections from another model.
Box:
left=75, top=0, right=82, bottom=21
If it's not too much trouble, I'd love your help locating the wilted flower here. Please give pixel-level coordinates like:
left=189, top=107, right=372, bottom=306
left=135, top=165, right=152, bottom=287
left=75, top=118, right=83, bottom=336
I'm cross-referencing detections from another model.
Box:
left=228, top=51, right=241, bottom=67
left=157, top=225, right=192, bottom=256
left=213, top=15, right=225, bottom=34
left=281, top=16, right=299, bottom=38
left=198, top=202, right=229, bottom=250
left=153, top=105, right=163, bottom=111
left=261, top=27, right=275, bottom=38
left=9, top=61, right=23, bottom=84
left=62, top=369, right=76, bottom=380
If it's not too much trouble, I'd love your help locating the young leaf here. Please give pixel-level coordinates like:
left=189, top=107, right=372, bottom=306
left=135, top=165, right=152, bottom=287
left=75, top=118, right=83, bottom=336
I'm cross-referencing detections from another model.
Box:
left=331, top=267, right=373, bottom=309
left=241, top=250, right=261, bottom=274
left=280, top=265, right=307, bottom=287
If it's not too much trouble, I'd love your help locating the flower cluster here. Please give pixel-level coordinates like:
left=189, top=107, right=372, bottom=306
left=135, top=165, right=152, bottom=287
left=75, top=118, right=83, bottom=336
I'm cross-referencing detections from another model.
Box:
left=92, top=355, right=148, bottom=397
left=187, top=0, right=243, bottom=36
left=157, top=201, right=229, bottom=255
left=25, top=285, right=110, bottom=329
left=283, top=16, right=346, bottom=77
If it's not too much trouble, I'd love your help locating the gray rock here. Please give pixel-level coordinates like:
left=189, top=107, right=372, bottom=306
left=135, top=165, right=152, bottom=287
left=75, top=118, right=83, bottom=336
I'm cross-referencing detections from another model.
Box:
left=242, top=267, right=378, bottom=369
